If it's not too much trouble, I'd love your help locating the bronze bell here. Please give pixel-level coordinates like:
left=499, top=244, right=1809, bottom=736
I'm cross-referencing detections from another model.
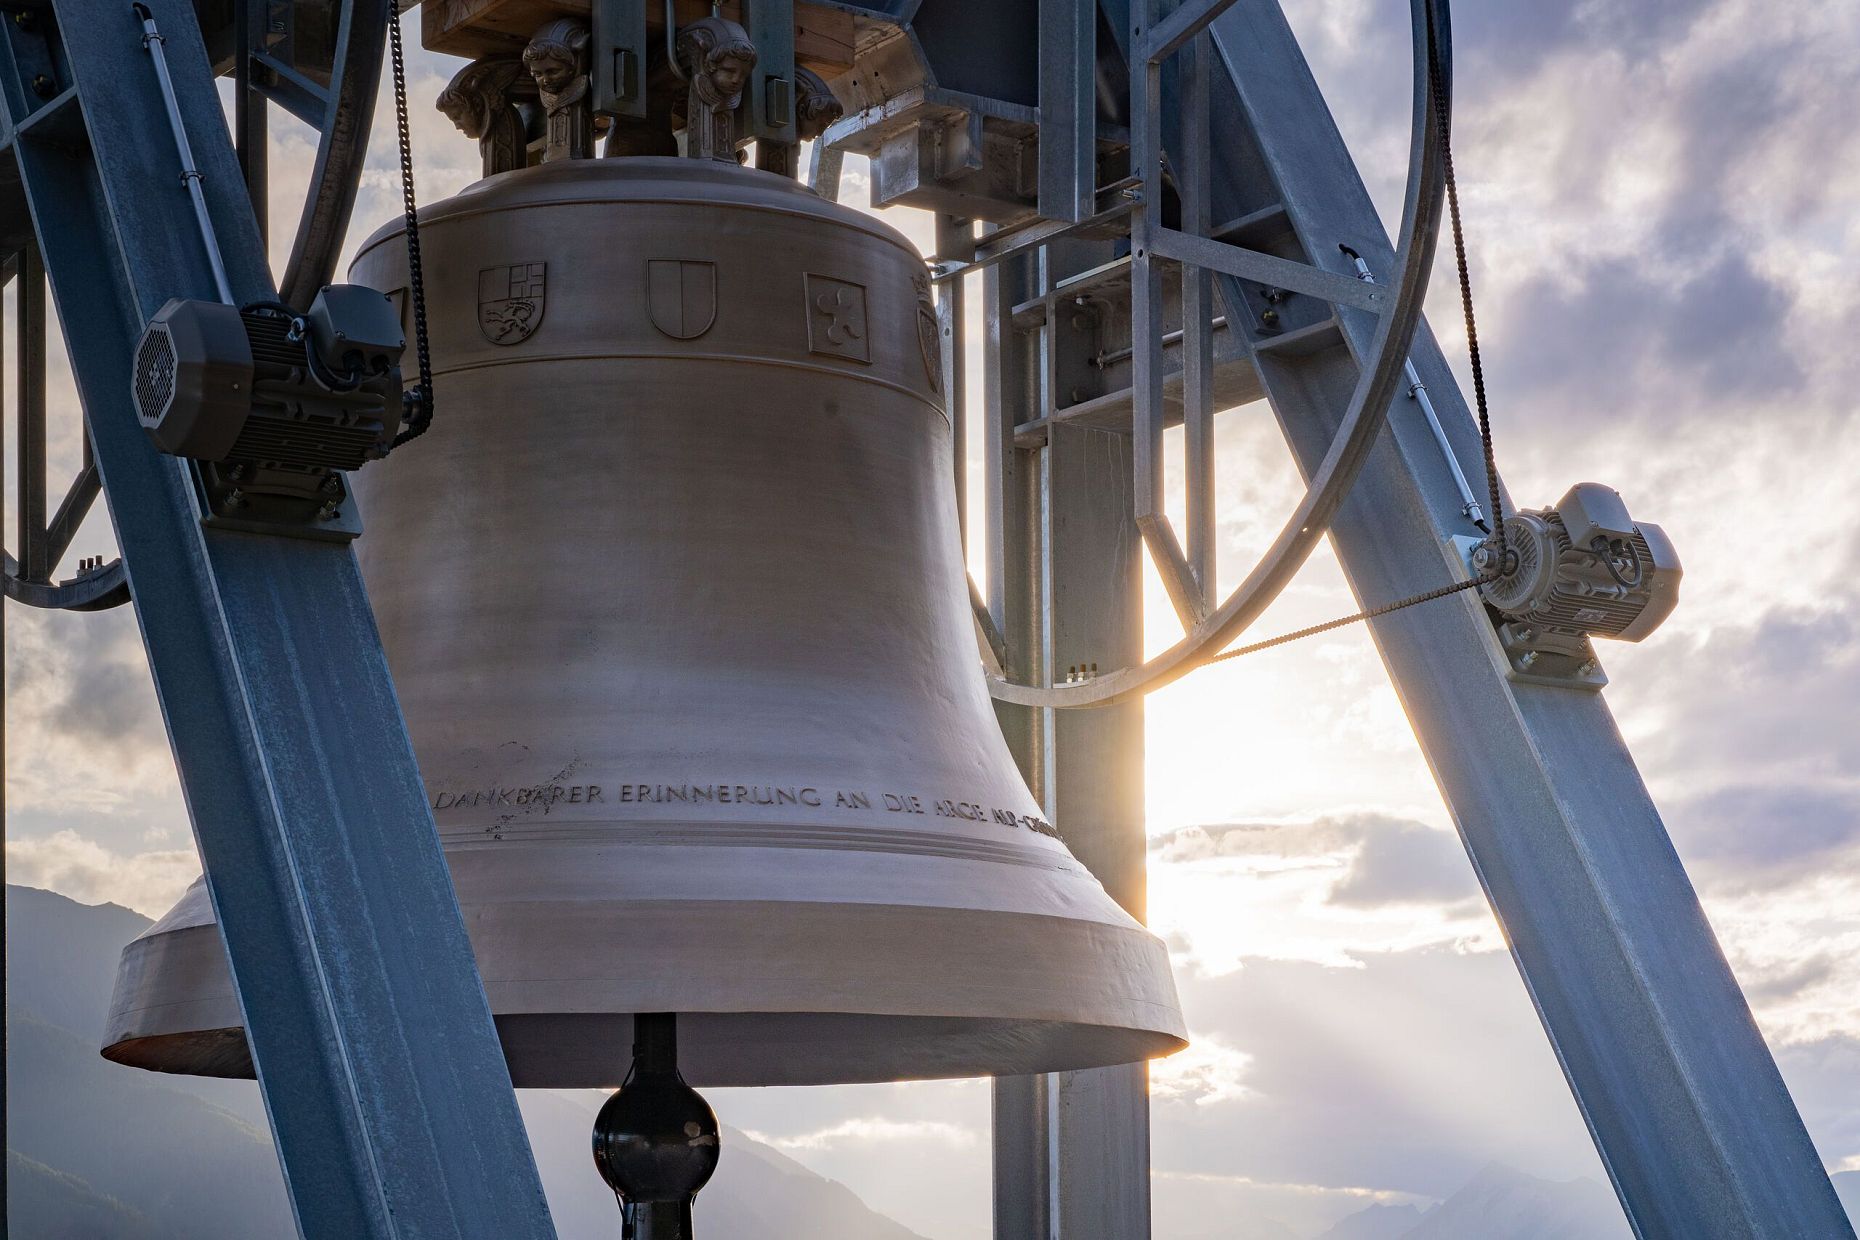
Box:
left=102, top=158, right=1185, bottom=1088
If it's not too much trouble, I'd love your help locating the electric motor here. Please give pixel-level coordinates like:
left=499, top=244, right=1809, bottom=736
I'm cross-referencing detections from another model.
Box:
left=1475, top=483, right=1680, bottom=660
left=132, top=284, right=404, bottom=473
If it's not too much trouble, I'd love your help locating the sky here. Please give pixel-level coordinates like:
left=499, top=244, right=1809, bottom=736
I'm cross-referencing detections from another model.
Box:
left=5, top=2, right=1859, bottom=1238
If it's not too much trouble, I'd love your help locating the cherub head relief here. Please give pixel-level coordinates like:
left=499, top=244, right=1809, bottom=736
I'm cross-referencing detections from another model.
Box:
left=437, top=56, right=523, bottom=141
left=794, top=66, right=845, bottom=143
left=675, top=16, right=757, bottom=162
left=524, top=19, right=595, bottom=161
left=437, top=55, right=534, bottom=175
left=523, top=18, right=591, bottom=110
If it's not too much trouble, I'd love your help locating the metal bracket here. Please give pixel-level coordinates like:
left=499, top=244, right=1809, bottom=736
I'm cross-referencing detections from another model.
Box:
left=193, top=462, right=365, bottom=543
left=1447, top=535, right=1606, bottom=691
left=592, top=0, right=649, bottom=119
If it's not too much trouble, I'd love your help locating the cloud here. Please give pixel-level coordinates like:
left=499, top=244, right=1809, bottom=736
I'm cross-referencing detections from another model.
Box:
left=1671, top=784, right=1860, bottom=881
left=5, top=831, right=199, bottom=919
left=1151, top=815, right=1482, bottom=910
left=1326, top=821, right=1483, bottom=909
left=1495, top=252, right=1803, bottom=421
left=4, top=602, right=185, bottom=856
left=712, top=1080, right=990, bottom=1240
left=1148, top=946, right=1620, bottom=1236
left=1147, top=816, right=1491, bottom=975
left=1774, top=1035, right=1860, bottom=1173
left=1609, top=604, right=1860, bottom=894
left=1151, top=1034, right=1254, bottom=1107
left=740, top=1118, right=977, bottom=1153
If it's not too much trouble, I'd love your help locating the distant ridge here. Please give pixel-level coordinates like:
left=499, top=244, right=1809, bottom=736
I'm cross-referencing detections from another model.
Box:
left=1317, top=1163, right=1632, bottom=1239
left=1314, top=1201, right=1423, bottom=1239
left=5, top=884, right=930, bottom=1240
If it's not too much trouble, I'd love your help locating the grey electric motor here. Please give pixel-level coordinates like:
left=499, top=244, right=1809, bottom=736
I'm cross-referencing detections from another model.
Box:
left=1475, top=483, right=1680, bottom=672
left=132, top=284, right=404, bottom=473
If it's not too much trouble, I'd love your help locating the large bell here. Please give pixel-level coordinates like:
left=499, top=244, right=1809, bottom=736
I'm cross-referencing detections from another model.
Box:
left=103, top=158, right=1185, bottom=1088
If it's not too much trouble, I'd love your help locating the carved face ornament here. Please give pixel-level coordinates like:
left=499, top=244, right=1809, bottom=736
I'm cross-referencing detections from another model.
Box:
left=707, top=49, right=751, bottom=101
left=527, top=52, right=576, bottom=99
left=437, top=88, right=487, bottom=140
left=524, top=18, right=590, bottom=104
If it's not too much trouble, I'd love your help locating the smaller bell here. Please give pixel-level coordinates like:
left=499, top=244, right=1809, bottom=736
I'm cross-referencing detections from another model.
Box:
left=594, top=1014, right=720, bottom=1240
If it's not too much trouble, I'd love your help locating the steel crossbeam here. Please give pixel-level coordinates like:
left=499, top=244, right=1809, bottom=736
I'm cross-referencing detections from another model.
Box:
left=1138, top=0, right=1237, bottom=66
left=0, top=2, right=555, bottom=1236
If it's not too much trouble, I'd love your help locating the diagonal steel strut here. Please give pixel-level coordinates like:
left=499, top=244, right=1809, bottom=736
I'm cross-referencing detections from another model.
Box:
left=0, top=2, right=556, bottom=1235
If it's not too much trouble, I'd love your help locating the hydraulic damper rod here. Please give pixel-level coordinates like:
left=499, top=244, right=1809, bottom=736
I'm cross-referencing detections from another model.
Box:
left=1341, top=245, right=1486, bottom=530
left=134, top=2, right=234, bottom=304
left=594, top=1014, right=722, bottom=1239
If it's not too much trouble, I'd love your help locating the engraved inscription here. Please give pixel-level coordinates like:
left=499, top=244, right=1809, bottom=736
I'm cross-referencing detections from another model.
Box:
left=647, top=259, right=718, bottom=340
left=434, top=783, right=604, bottom=810
left=479, top=262, right=546, bottom=344
left=804, top=274, right=871, bottom=364
left=429, top=776, right=1060, bottom=839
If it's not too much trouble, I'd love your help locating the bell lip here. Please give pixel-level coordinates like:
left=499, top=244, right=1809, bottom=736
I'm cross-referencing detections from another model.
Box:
left=352, top=156, right=922, bottom=276
left=102, top=1017, right=1189, bottom=1089
left=102, top=893, right=1187, bottom=1088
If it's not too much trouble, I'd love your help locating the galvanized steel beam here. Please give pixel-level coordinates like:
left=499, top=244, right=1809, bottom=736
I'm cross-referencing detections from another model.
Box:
left=0, top=2, right=555, bottom=1236
left=1037, top=0, right=1096, bottom=223
left=1184, top=3, right=1852, bottom=1235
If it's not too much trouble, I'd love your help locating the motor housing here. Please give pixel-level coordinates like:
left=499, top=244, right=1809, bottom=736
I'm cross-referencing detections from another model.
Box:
left=1474, top=483, right=1680, bottom=679
left=132, top=284, right=404, bottom=472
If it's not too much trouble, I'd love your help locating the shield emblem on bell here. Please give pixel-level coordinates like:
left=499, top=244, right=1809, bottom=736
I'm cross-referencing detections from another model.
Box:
left=647, top=259, right=718, bottom=340
left=479, top=262, right=546, bottom=345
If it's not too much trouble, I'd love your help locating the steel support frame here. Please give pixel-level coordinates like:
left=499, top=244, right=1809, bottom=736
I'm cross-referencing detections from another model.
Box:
left=1190, top=5, right=1852, bottom=1234
left=987, top=236, right=1153, bottom=1240
left=0, top=3, right=555, bottom=1237
left=985, top=0, right=1851, bottom=1235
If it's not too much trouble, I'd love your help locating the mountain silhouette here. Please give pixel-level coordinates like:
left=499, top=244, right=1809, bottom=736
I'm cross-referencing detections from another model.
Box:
left=1319, top=1159, right=1860, bottom=1238
left=1317, top=1163, right=1631, bottom=1239
left=4, top=884, right=929, bottom=1239
left=1313, top=1201, right=1423, bottom=1239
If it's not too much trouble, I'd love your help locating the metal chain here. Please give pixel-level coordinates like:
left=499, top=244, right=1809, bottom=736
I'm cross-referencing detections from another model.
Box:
left=1206, top=575, right=1488, bottom=666
left=387, top=0, right=434, bottom=448
left=1426, top=3, right=1505, bottom=568
left=1204, top=0, right=1504, bottom=668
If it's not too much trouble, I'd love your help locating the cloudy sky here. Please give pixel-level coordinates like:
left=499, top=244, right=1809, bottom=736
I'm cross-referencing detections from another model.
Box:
left=5, top=1, right=1858, bottom=1237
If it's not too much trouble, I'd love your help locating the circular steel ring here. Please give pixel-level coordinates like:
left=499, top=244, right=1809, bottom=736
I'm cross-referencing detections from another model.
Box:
left=278, top=0, right=391, bottom=308
left=3, top=2, right=388, bottom=611
left=3, top=552, right=130, bottom=612
left=988, top=0, right=1453, bottom=709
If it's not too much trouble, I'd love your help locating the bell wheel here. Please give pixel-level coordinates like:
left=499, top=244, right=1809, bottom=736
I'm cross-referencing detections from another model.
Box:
left=982, top=0, right=1452, bottom=709
left=2, top=0, right=389, bottom=612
